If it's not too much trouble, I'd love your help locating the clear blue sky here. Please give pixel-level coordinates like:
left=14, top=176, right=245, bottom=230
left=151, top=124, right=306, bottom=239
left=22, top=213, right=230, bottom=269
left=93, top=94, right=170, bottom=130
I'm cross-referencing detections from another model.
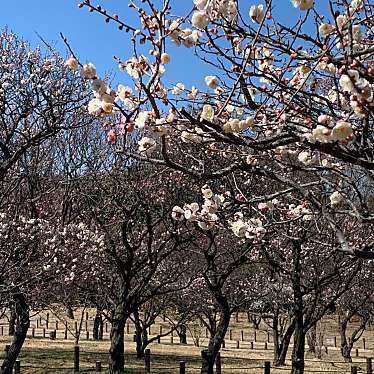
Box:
left=0, top=1, right=330, bottom=87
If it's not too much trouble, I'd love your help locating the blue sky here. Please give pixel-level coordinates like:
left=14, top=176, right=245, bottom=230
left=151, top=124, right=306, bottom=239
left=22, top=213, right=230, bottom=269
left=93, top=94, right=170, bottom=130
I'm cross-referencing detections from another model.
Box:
left=0, top=1, right=330, bottom=88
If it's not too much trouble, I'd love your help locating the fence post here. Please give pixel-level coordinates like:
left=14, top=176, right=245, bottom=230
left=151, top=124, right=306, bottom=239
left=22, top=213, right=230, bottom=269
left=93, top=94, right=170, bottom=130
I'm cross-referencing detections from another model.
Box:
left=355, top=348, right=359, bottom=357
left=254, top=331, right=257, bottom=342
left=216, top=352, right=221, bottom=374
left=367, top=358, right=373, bottom=374
left=334, top=336, right=337, bottom=347
left=14, top=360, right=20, bottom=374
left=363, top=338, right=366, bottom=350
left=96, top=361, right=102, bottom=372
left=145, top=349, right=151, bottom=372
left=250, top=341, right=254, bottom=349
left=222, top=340, right=225, bottom=349
left=170, top=335, right=174, bottom=344
left=229, top=329, right=232, bottom=340
left=43, top=328, right=46, bottom=338
left=267, top=332, right=270, bottom=343
left=179, top=361, right=186, bottom=374
left=236, top=341, right=240, bottom=349
left=49, top=330, right=56, bottom=340
left=74, top=345, right=80, bottom=372
left=32, top=328, right=35, bottom=338
left=264, top=361, right=271, bottom=374
left=352, top=366, right=358, bottom=374
left=86, top=331, right=89, bottom=340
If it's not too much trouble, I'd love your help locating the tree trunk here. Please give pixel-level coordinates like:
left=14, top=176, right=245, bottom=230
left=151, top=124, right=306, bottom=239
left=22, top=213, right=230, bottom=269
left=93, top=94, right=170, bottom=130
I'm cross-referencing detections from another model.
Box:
left=291, top=320, right=305, bottom=374
left=8, top=305, right=16, bottom=336
left=133, top=309, right=145, bottom=359
left=290, top=240, right=305, bottom=374
left=178, top=324, right=187, bottom=344
left=306, top=324, right=316, bottom=354
left=340, top=322, right=352, bottom=362
left=109, top=316, right=126, bottom=373
left=66, top=306, right=74, bottom=320
left=93, top=309, right=103, bottom=341
left=200, top=308, right=230, bottom=374
left=1, top=293, right=30, bottom=374
left=109, top=284, right=129, bottom=374
left=273, top=318, right=295, bottom=366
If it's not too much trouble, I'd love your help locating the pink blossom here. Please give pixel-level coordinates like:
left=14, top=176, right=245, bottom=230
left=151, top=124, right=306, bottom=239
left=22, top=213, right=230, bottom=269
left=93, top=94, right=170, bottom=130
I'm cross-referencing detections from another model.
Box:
left=258, top=202, right=269, bottom=212
left=107, top=129, right=117, bottom=144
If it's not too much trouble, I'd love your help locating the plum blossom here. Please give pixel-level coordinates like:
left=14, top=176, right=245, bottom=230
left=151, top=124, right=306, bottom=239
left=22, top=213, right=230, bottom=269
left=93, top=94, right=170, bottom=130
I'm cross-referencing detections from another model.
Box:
left=319, top=23, right=335, bottom=37
left=200, top=104, right=215, bottom=122
left=172, top=83, right=185, bottom=95
left=117, top=85, right=132, bottom=101
left=88, top=98, right=102, bottom=115
left=331, top=120, right=353, bottom=141
left=205, top=75, right=219, bottom=89
left=291, top=0, right=314, bottom=10
left=138, top=137, right=156, bottom=155
left=249, top=4, right=265, bottom=24
left=192, top=11, right=209, bottom=29
left=135, top=111, right=149, bottom=129
left=172, top=206, right=185, bottom=221
left=65, top=56, right=78, bottom=70
left=81, top=63, right=97, bottom=79
left=160, top=53, right=171, bottom=64
left=107, top=129, right=116, bottom=144
left=330, top=191, right=344, bottom=207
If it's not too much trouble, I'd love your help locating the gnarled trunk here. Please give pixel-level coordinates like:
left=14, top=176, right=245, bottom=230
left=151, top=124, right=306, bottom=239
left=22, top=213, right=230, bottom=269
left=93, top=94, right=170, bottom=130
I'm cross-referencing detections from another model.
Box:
left=291, top=317, right=305, bottom=374
left=133, top=309, right=145, bottom=359
left=340, top=322, right=353, bottom=362
left=273, top=318, right=295, bottom=366
left=1, top=293, right=30, bottom=374
left=200, top=308, right=230, bottom=374
left=109, top=287, right=128, bottom=374
left=109, top=313, right=126, bottom=373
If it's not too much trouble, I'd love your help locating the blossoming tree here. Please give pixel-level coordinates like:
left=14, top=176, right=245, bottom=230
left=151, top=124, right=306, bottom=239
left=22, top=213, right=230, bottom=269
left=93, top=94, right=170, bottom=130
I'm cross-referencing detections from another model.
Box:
left=70, top=0, right=373, bottom=262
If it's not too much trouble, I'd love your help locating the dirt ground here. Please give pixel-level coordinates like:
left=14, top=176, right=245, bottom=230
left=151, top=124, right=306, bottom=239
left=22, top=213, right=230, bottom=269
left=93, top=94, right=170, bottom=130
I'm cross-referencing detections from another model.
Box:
left=0, top=311, right=372, bottom=373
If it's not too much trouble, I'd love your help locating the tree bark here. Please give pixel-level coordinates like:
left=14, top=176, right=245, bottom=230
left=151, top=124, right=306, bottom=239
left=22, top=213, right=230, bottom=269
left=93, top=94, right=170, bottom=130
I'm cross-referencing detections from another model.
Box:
left=291, top=317, right=306, bottom=374
left=178, top=324, right=187, bottom=344
left=8, top=305, right=16, bottom=336
left=109, top=296, right=127, bottom=374
left=93, top=309, right=103, bottom=341
left=290, top=240, right=305, bottom=374
left=340, top=321, right=353, bottom=362
left=200, top=307, right=230, bottom=374
left=1, top=293, right=30, bottom=374
left=133, top=309, right=145, bottom=359
left=273, top=318, right=295, bottom=366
